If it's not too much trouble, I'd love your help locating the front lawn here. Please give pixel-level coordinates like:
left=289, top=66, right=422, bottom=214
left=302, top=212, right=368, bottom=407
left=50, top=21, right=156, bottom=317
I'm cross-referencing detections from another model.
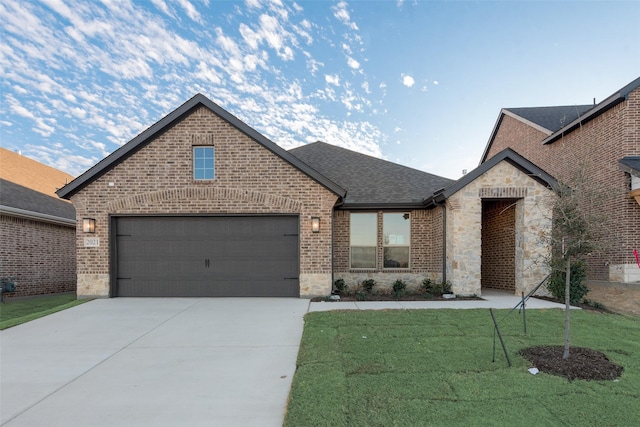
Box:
left=0, top=293, right=89, bottom=330
left=285, top=309, right=640, bottom=426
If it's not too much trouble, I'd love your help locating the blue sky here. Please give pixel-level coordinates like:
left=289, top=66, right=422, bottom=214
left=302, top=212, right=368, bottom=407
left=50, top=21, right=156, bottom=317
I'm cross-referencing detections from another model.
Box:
left=1, top=0, right=639, bottom=180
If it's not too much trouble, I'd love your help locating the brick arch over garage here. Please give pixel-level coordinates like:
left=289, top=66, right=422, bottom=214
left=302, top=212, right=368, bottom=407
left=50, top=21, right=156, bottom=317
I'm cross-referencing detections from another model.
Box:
left=107, top=186, right=303, bottom=213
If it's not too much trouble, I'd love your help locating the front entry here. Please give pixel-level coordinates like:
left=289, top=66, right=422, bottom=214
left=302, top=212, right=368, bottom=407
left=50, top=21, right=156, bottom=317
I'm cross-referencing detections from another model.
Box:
left=481, top=200, right=517, bottom=293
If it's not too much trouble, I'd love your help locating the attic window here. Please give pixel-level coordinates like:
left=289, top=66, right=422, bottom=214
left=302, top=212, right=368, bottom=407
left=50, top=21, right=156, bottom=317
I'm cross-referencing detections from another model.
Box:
left=193, top=146, right=215, bottom=180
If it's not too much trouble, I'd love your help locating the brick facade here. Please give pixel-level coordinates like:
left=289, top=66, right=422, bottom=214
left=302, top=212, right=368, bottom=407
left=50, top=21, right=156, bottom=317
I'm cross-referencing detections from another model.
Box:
left=70, top=106, right=339, bottom=297
left=486, top=87, right=640, bottom=283
left=332, top=208, right=444, bottom=292
left=0, top=215, right=76, bottom=298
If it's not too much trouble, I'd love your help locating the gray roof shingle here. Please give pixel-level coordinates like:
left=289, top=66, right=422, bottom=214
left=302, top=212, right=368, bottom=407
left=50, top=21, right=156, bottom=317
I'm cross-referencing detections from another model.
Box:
left=289, top=141, right=454, bottom=208
left=618, top=156, right=640, bottom=175
left=1, top=178, right=75, bottom=221
left=504, top=105, right=594, bottom=133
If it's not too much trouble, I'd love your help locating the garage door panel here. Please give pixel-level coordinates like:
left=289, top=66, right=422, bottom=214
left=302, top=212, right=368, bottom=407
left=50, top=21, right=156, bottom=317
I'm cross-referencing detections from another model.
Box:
left=114, top=216, right=299, bottom=297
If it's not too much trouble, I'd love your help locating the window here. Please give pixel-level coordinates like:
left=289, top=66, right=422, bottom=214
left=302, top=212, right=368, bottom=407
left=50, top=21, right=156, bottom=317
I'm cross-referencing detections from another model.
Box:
left=383, top=213, right=410, bottom=268
left=350, top=213, right=377, bottom=269
left=193, top=146, right=215, bottom=180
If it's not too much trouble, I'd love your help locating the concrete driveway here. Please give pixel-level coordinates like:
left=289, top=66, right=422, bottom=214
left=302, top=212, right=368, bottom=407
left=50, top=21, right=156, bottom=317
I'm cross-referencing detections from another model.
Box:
left=0, top=298, right=309, bottom=427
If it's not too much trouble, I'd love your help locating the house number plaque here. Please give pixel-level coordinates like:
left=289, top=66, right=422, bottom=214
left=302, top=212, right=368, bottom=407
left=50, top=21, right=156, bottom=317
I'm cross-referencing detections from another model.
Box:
left=84, top=237, right=100, bottom=247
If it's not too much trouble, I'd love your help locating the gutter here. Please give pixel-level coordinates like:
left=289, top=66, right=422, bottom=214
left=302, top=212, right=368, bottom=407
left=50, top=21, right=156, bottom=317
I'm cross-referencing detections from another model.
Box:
left=0, top=205, right=75, bottom=227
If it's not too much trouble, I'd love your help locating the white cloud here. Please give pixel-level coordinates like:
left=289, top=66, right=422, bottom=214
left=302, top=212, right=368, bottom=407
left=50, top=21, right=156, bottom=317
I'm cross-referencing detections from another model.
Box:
left=433, top=80, right=439, bottom=85
left=347, top=56, right=360, bottom=69
left=402, top=74, right=415, bottom=87
left=325, top=74, right=340, bottom=86
left=176, top=0, right=203, bottom=24
left=332, top=1, right=358, bottom=30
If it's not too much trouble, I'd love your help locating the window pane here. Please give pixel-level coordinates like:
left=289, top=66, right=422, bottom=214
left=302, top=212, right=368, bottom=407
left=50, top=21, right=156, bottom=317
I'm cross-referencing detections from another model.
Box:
left=193, top=146, right=215, bottom=180
left=351, top=247, right=376, bottom=269
left=384, top=247, right=409, bottom=268
left=350, top=213, right=377, bottom=246
left=383, top=213, right=410, bottom=245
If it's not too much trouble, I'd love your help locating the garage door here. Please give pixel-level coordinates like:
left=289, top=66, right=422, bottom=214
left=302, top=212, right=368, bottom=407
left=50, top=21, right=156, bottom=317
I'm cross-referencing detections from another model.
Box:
left=114, top=216, right=299, bottom=297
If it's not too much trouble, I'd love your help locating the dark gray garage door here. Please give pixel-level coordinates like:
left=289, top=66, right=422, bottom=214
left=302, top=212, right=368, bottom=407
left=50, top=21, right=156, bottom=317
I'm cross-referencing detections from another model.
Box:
left=114, top=216, right=299, bottom=297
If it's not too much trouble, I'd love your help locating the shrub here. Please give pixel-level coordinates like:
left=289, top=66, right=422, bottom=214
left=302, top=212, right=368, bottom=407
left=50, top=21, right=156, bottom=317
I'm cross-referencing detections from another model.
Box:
left=441, top=280, right=452, bottom=294
left=421, top=278, right=434, bottom=294
left=356, top=291, right=368, bottom=301
left=361, top=279, right=376, bottom=294
left=333, top=279, right=348, bottom=295
left=547, top=260, right=589, bottom=305
left=392, top=279, right=407, bottom=299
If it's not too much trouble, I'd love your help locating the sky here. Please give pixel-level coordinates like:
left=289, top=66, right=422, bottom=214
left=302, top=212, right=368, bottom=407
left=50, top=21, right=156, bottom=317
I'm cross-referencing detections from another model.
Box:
left=1, top=0, right=639, bottom=180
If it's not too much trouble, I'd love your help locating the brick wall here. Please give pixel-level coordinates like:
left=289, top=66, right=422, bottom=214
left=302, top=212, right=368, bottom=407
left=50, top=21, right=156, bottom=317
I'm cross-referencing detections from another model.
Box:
left=0, top=215, right=76, bottom=298
left=70, top=106, right=339, bottom=297
left=481, top=200, right=516, bottom=291
left=486, top=88, right=640, bottom=282
left=332, top=207, right=444, bottom=291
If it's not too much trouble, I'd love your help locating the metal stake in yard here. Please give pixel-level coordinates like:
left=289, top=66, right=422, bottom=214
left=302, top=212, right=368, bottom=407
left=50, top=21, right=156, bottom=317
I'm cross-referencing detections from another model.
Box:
left=490, top=308, right=511, bottom=367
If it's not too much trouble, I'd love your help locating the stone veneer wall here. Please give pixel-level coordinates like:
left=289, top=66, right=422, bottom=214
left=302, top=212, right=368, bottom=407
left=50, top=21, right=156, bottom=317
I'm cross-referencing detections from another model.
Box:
left=446, top=161, right=554, bottom=296
left=332, top=208, right=444, bottom=293
left=70, top=106, right=339, bottom=298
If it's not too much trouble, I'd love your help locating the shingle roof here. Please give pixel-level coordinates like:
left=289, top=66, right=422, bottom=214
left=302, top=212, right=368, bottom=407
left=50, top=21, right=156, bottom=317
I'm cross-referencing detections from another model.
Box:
left=289, top=141, right=454, bottom=208
left=504, top=105, right=594, bottom=133
left=57, top=94, right=346, bottom=200
left=618, top=156, right=640, bottom=176
left=1, top=178, right=75, bottom=223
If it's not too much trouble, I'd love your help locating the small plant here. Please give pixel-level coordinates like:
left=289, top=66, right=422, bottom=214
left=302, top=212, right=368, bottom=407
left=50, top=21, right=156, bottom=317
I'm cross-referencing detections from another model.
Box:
left=356, top=291, right=368, bottom=301
left=583, top=299, right=606, bottom=310
left=361, top=279, right=376, bottom=294
left=547, top=260, right=589, bottom=305
left=423, top=292, right=434, bottom=299
left=421, top=278, right=434, bottom=294
left=333, top=278, right=348, bottom=295
left=441, top=280, right=452, bottom=294
left=392, top=279, right=407, bottom=299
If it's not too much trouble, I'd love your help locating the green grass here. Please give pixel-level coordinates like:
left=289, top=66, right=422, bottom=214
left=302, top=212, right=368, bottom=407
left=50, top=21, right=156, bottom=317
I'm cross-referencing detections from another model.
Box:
left=285, top=309, right=640, bottom=426
left=0, top=293, right=89, bottom=330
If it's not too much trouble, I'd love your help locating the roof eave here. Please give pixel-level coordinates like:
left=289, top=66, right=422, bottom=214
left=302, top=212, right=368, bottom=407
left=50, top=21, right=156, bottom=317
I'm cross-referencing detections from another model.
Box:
left=339, top=202, right=426, bottom=210
left=0, top=205, right=76, bottom=226
left=542, top=76, right=640, bottom=145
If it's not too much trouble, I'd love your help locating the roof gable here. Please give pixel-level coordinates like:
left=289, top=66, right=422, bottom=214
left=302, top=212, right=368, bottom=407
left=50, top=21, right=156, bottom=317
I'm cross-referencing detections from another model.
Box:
left=57, top=94, right=346, bottom=199
left=504, top=105, right=594, bottom=133
left=290, top=141, right=454, bottom=208
left=424, top=148, right=558, bottom=206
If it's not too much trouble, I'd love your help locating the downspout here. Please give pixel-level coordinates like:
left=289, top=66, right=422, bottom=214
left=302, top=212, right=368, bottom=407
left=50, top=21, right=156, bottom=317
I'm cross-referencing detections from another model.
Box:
left=330, top=197, right=345, bottom=293
left=441, top=202, right=447, bottom=284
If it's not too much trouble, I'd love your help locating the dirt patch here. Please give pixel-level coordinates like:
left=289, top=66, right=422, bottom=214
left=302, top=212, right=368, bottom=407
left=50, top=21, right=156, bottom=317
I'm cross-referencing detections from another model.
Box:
left=585, top=283, right=640, bottom=316
left=519, top=345, right=623, bottom=381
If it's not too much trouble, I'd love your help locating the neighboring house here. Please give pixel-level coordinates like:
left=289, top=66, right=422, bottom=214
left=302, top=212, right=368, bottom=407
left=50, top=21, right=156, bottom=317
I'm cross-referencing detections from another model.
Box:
left=0, top=148, right=76, bottom=298
left=481, top=76, right=640, bottom=285
left=57, top=94, right=559, bottom=298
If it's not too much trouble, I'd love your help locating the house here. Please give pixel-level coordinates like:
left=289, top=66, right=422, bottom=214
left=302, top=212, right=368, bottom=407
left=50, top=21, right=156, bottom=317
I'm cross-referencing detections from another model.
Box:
left=57, top=94, right=559, bottom=298
left=481, top=76, right=640, bottom=285
left=0, top=148, right=76, bottom=298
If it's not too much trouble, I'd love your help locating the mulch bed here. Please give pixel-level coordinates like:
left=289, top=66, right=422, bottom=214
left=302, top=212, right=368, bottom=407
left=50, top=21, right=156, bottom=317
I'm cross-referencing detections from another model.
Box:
left=310, top=294, right=481, bottom=302
left=519, top=346, right=624, bottom=381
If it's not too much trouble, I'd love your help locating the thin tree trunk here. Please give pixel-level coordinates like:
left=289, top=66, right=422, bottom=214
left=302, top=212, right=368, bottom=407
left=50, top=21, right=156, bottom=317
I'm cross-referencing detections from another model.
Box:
left=563, top=257, right=571, bottom=359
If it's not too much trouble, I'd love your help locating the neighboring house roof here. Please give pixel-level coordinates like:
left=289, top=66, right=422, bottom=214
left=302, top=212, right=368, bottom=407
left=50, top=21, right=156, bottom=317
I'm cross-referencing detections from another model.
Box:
left=0, top=147, right=74, bottom=198
left=618, top=156, right=640, bottom=177
left=57, top=94, right=346, bottom=200
left=289, top=141, right=455, bottom=209
left=0, top=178, right=75, bottom=226
left=503, top=105, right=594, bottom=134
left=481, top=76, right=640, bottom=163
left=424, top=148, right=558, bottom=207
